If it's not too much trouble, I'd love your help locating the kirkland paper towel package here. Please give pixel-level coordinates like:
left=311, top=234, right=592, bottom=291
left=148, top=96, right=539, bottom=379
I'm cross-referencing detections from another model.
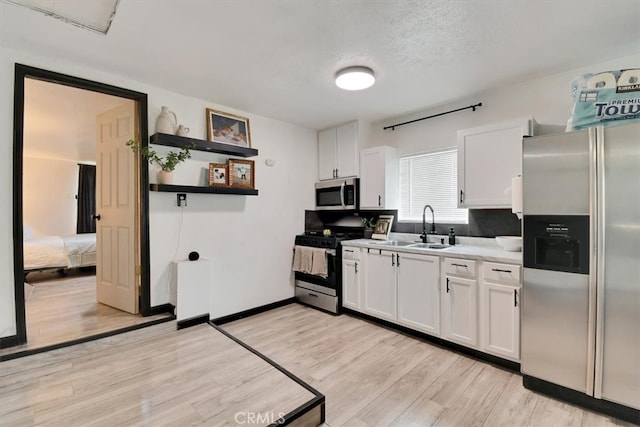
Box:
left=566, top=68, right=640, bottom=131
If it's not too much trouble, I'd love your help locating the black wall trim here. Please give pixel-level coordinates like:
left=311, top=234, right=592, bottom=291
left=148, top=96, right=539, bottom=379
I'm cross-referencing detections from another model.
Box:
left=523, top=376, right=640, bottom=424
left=11, top=63, right=151, bottom=348
left=145, top=303, right=174, bottom=317
left=209, top=322, right=325, bottom=426
left=0, top=315, right=174, bottom=362
left=211, top=298, right=296, bottom=325
left=176, top=314, right=210, bottom=330
left=342, top=308, right=521, bottom=373
left=0, top=335, right=21, bottom=349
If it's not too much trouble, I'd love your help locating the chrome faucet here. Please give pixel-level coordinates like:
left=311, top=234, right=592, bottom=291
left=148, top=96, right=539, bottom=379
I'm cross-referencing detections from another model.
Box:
left=421, top=204, right=436, bottom=243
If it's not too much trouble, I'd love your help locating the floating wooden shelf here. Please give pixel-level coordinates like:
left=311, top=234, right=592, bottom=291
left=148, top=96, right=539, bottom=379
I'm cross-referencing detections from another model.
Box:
left=150, top=133, right=258, bottom=158
left=150, top=184, right=259, bottom=196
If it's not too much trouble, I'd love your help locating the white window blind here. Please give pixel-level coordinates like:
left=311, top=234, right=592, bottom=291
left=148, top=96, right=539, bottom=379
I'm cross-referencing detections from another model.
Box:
left=399, top=149, right=468, bottom=223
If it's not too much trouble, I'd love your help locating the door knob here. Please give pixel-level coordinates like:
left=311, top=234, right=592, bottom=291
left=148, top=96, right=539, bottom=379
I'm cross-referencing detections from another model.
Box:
left=93, top=214, right=101, bottom=221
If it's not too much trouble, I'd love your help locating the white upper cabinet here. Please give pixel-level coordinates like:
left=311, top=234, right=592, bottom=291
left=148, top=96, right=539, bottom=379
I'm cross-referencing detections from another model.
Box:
left=317, top=121, right=360, bottom=181
left=360, top=146, right=399, bottom=209
left=457, top=117, right=533, bottom=208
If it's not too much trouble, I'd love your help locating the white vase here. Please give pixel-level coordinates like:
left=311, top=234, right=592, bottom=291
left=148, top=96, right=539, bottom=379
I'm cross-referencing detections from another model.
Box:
left=155, top=106, right=177, bottom=134
left=157, top=170, right=173, bottom=185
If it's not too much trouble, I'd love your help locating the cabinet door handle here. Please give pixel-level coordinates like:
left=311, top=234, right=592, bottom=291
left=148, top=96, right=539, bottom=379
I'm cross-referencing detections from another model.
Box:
left=397, top=254, right=400, bottom=267
left=492, top=268, right=512, bottom=273
left=355, top=262, right=358, bottom=274
left=345, top=249, right=354, bottom=252
left=451, top=263, right=467, bottom=268
left=460, top=190, right=464, bottom=204
left=378, top=195, right=381, bottom=206
left=391, top=253, right=395, bottom=266
left=446, top=278, right=450, bottom=293
left=308, top=293, right=318, bottom=298
left=514, top=289, right=518, bottom=307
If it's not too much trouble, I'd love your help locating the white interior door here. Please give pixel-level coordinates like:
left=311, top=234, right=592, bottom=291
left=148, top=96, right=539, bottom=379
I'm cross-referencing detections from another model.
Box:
left=96, top=102, right=138, bottom=314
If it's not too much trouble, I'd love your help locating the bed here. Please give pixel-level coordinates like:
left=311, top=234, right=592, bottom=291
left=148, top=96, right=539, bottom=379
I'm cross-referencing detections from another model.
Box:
left=24, top=233, right=97, bottom=272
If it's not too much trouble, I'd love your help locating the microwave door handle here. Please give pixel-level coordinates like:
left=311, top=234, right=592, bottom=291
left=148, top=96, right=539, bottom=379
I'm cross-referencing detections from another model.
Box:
left=340, top=181, right=346, bottom=208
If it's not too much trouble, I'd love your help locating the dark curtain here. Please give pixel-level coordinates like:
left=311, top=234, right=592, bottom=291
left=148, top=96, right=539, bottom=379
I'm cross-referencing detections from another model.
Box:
left=76, top=164, right=96, bottom=234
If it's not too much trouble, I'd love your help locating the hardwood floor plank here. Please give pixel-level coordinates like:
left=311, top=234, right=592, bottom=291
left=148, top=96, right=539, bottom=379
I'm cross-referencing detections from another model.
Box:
left=224, top=304, right=630, bottom=427
left=0, top=271, right=172, bottom=357
left=345, top=348, right=458, bottom=427
left=0, top=322, right=316, bottom=426
left=482, top=374, right=540, bottom=426
left=529, top=393, right=585, bottom=427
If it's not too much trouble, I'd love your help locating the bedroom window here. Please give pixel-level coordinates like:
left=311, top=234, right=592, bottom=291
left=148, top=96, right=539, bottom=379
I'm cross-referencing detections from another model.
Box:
left=398, top=149, right=468, bottom=223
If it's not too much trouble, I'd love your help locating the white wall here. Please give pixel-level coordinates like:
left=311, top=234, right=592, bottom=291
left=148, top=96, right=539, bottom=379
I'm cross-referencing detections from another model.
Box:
left=367, top=53, right=640, bottom=155
left=23, top=156, right=78, bottom=237
left=0, top=46, right=317, bottom=338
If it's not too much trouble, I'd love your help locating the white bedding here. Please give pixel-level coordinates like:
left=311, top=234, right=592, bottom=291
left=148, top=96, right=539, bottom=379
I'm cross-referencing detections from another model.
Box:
left=24, top=233, right=97, bottom=270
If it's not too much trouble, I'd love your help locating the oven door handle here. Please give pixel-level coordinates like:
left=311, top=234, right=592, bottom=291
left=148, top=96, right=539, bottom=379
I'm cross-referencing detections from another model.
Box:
left=325, top=249, right=336, bottom=256
left=340, top=181, right=346, bottom=209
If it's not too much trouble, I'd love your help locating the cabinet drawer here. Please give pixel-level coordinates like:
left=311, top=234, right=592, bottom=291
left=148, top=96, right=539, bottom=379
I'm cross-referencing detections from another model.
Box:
left=342, top=247, right=361, bottom=261
left=444, top=258, right=476, bottom=278
left=483, top=262, right=521, bottom=285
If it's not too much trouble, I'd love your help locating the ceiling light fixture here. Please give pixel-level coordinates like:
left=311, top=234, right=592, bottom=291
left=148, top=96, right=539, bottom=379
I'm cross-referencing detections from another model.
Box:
left=335, top=66, right=375, bottom=91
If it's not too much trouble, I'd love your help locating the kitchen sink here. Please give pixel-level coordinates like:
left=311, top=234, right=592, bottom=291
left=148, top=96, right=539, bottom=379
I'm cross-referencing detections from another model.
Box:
left=409, top=243, right=450, bottom=249
left=374, top=240, right=415, bottom=247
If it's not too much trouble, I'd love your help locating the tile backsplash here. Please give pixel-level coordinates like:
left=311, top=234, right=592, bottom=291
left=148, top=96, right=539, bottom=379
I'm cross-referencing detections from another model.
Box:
left=395, top=209, right=520, bottom=238
left=306, top=208, right=520, bottom=238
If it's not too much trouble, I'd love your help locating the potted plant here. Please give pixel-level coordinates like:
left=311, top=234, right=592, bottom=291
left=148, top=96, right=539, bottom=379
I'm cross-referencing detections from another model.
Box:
left=126, top=139, right=192, bottom=184
left=361, top=217, right=376, bottom=239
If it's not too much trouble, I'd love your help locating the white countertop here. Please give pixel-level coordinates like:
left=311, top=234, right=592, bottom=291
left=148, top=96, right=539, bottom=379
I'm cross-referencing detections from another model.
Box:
left=341, top=233, right=522, bottom=265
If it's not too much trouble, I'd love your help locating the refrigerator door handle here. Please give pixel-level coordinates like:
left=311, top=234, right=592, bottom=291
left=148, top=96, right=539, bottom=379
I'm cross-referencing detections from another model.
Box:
left=592, top=126, right=606, bottom=399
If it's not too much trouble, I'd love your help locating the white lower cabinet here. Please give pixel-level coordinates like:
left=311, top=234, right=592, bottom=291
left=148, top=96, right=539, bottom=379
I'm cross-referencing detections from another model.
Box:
left=342, top=247, right=361, bottom=312
left=442, top=258, right=478, bottom=348
left=362, top=249, right=440, bottom=333
left=351, top=247, right=522, bottom=363
left=363, top=250, right=397, bottom=322
left=480, top=262, right=521, bottom=361
left=397, top=253, right=440, bottom=335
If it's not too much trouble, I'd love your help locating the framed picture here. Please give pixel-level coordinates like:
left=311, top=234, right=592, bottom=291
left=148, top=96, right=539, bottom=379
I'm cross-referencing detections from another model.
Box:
left=228, top=159, right=255, bottom=188
left=372, top=215, right=394, bottom=240
left=206, top=108, right=251, bottom=148
left=208, top=163, right=228, bottom=187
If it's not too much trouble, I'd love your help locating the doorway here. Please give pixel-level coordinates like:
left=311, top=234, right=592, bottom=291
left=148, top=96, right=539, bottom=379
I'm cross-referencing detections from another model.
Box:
left=8, top=64, right=165, bottom=353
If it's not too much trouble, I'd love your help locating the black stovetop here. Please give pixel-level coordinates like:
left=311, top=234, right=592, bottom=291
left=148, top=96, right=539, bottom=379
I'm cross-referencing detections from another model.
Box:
left=295, top=231, right=363, bottom=249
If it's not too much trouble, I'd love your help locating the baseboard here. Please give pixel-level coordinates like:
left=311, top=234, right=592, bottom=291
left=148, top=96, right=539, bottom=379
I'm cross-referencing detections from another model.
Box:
left=144, top=303, right=174, bottom=317
left=0, top=334, right=22, bottom=349
left=342, top=308, right=520, bottom=373
left=523, top=375, right=640, bottom=424
left=177, top=314, right=210, bottom=330
left=0, top=314, right=175, bottom=362
left=211, top=297, right=296, bottom=325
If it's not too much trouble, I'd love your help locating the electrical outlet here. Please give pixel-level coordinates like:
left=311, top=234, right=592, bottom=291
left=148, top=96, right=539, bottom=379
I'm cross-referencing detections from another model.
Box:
left=177, top=193, right=187, bottom=207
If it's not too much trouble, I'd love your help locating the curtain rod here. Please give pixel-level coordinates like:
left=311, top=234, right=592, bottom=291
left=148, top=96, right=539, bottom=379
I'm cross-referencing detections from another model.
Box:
left=383, top=102, right=483, bottom=131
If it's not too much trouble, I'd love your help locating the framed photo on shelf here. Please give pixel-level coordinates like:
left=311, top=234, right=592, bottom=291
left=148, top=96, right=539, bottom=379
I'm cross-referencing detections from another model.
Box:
left=208, top=163, right=228, bottom=187
left=206, top=108, right=251, bottom=148
left=228, top=159, right=255, bottom=189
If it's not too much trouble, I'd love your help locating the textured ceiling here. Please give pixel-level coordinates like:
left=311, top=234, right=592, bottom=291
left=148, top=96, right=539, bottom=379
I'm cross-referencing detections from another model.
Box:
left=2, top=0, right=640, bottom=130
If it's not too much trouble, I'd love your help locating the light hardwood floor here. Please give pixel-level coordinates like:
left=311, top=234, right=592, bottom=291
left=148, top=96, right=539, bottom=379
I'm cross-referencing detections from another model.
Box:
left=224, top=304, right=635, bottom=427
left=0, top=270, right=173, bottom=357
left=0, top=321, right=317, bottom=426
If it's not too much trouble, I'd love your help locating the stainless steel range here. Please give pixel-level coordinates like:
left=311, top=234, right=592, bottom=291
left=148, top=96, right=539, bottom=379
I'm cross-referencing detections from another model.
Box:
left=293, top=231, right=360, bottom=314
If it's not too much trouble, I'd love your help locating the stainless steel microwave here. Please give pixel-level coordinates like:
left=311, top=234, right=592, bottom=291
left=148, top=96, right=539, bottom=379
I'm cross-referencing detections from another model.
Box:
left=315, top=177, right=359, bottom=210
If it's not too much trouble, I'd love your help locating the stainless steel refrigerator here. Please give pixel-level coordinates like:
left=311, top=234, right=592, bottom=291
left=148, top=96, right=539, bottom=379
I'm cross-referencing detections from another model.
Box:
left=521, top=122, right=640, bottom=414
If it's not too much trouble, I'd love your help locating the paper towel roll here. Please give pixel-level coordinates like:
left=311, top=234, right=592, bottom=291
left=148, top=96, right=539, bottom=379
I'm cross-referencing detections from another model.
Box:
left=587, top=72, right=616, bottom=89
left=511, top=176, right=523, bottom=219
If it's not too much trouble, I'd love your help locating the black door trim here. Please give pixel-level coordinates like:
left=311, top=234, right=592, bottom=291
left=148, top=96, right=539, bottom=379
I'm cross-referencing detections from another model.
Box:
left=7, top=63, right=157, bottom=348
